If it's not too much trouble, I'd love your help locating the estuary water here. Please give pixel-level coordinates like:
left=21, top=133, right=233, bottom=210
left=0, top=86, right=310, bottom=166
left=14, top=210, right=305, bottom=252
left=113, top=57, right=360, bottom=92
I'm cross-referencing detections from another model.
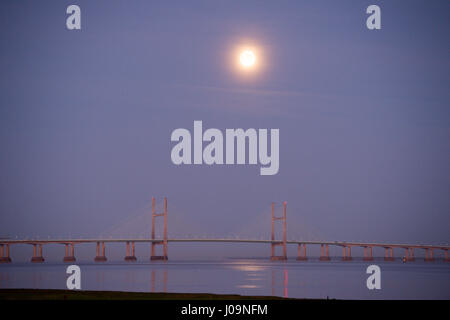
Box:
left=0, top=259, right=449, bottom=300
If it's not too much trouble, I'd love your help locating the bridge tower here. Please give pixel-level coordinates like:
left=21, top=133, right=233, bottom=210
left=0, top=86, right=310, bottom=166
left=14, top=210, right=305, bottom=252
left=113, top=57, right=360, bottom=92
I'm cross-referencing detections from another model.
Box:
left=271, top=201, right=287, bottom=260
left=151, top=197, right=168, bottom=260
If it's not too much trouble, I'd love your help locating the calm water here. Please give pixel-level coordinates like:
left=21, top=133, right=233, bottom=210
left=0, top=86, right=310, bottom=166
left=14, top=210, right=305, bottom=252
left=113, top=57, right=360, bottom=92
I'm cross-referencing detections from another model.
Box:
left=0, top=259, right=449, bottom=299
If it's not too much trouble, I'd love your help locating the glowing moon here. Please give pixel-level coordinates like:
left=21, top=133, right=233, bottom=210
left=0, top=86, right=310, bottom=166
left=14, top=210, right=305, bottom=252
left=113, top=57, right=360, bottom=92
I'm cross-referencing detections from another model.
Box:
left=239, top=50, right=256, bottom=68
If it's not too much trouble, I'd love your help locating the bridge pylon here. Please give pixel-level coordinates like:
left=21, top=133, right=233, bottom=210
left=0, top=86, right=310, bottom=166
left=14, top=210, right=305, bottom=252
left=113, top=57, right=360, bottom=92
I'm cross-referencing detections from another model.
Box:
left=151, top=197, right=168, bottom=261
left=271, top=201, right=287, bottom=261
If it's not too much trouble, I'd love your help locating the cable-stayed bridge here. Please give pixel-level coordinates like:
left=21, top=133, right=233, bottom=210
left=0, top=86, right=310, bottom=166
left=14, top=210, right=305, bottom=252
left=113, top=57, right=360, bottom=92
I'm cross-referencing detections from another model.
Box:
left=0, top=198, right=449, bottom=263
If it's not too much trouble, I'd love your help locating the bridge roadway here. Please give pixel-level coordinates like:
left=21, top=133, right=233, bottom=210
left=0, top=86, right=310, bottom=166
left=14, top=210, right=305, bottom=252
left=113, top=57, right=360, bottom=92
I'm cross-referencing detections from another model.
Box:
left=0, top=238, right=449, bottom=250
left=0, top=238, right=449, bottom=263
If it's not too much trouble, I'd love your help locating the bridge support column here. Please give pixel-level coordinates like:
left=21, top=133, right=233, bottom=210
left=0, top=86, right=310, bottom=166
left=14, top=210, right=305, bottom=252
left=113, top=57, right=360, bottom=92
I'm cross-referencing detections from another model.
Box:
left=404, top=247, right=409, bottom=262
left=363, top=246, right=374, bottom=261
left=95, top=242, right=107, bottom=262
left=342, top=246, right=352, bottom=261
left=151, top=197, right=168, bottom=261
left=444, top=249, right=449, bottom=262
left=0, top=244, right=9, bottom=263
left=2, top=244, right=11, bottom=263
left=5, top=244, right=11, bottom=263
left=319, top=244, right=331, bottom=261
left=63, top=243, right=76, bottom=262
left=296, top=243, right=307, bottom=261
left=425, top=248, right=434, bottom=262
left=384, top=247, right=394, bottom=261
left=407, top=248, right=415, bottom=262
left=125, top=241, right=137, bottom=261
left=31, top=244, right=45, bottom=263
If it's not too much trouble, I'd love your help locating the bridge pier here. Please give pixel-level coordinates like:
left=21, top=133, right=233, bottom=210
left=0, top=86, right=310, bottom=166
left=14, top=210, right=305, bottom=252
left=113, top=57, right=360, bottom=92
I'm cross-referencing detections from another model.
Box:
left=296, top=243, right=307, bottom=261
left=424, top=248, right=434, bottom=262
left=6, top=244, right=11, bottom=263
left=124, top=241, right=137, bottom=261
left=319, top=244, right=331, bottom=261
left=444, top=249, right=449, bottom=262
left=0, top=244, right=11, bottom=263
left=363, top=246, right=374, bottom=261
left=31, top=244, right=45, bottom=263
left=94, top=241, right=107, bottom=262
left=63, top=243, right=76, bottom=262
left=407, top=248, right=415, bottom=262
left=384, top=247, right=394, bottom=261
left=404, top=247, right=409, bottom=262
left=342, top=246, right=352, bottom=261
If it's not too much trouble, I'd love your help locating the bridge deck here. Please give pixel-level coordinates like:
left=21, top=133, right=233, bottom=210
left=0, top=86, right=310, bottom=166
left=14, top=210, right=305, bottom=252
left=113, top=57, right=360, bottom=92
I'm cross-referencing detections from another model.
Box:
left=0, top=238, right=448, bottom=250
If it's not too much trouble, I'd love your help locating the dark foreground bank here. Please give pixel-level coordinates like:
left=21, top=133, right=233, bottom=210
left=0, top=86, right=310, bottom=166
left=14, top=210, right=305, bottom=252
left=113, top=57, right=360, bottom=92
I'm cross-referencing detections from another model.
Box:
left=0, top=289, right=442, bottom=319
left=0, top=288, right=297, bottom=300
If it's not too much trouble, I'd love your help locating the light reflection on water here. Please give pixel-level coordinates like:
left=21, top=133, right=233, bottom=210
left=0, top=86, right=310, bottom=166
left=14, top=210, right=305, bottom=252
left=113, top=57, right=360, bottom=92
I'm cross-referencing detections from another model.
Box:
left=0, top=259, right=449, bottom=299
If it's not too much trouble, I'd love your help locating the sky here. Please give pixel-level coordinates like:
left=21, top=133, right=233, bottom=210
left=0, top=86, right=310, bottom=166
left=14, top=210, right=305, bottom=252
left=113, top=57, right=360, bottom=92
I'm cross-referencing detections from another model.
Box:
left=0, top=1, right=449, bottom=259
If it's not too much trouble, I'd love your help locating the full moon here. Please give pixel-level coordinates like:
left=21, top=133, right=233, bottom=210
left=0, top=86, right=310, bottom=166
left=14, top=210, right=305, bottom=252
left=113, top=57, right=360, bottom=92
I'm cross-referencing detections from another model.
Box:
left=239, top=50, right=256, bottom=68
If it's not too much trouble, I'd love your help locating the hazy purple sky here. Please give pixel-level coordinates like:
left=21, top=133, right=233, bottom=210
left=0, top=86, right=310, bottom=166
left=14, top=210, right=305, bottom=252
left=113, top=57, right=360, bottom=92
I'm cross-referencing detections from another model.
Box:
left=0, top=0, right=449, bottom=254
